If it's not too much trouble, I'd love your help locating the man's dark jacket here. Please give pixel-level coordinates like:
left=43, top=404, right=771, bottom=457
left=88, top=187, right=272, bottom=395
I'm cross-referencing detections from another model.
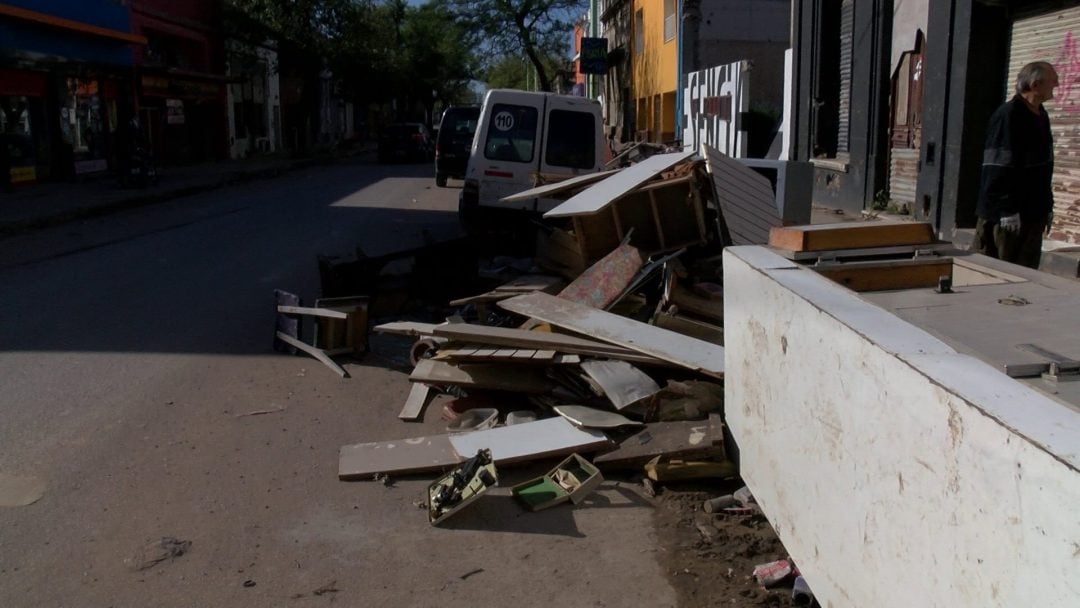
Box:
left=977, top=95, right=1054, bottom=221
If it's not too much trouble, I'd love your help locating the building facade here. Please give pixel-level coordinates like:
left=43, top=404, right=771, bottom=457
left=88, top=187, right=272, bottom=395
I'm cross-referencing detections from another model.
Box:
left=792, top=0, right=1080, bottom=244
left=631, top=0, right=681, bottom=143
left=226, top=40, right=280, bottom=159
left=0, top=0, right=144, bottom=183
left=130, top=0, right=228, bottom=166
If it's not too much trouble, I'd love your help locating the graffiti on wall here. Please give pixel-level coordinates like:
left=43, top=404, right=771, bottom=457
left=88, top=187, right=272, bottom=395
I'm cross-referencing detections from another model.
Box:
left=682, top=61, right=747, bottom=156
left=1054, top=31, right=1080, bottom=112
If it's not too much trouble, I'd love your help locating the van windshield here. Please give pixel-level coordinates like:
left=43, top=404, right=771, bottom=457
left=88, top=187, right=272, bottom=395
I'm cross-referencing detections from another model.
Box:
left=545, top=109, right=595, bottom=169
left=483, top=103, right=537, bottom=163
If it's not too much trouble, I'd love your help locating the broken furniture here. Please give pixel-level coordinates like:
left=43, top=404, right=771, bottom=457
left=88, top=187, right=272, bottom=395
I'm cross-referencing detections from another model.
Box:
left=511, top=453, right=603, bottom=511
left=274, top=289, right=364, bottom=378
left=428, top=449, right=498, bottom=526
left=768, top=221, right=956, bottom=292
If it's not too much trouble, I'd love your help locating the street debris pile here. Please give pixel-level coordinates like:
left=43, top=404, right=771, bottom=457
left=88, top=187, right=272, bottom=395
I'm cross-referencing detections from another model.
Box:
left=265, top=144, right=950, bottom=604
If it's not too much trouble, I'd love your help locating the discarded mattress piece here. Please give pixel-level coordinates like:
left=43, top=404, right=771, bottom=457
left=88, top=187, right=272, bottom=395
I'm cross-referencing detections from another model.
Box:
left=511, top=453, right=603, bottom=511
left=338, top=417, right=612, bottom=479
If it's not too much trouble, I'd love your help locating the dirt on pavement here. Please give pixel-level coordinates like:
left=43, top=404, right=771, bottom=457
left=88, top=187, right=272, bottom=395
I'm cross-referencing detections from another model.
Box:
left=650, top=482, right=801, bottom=607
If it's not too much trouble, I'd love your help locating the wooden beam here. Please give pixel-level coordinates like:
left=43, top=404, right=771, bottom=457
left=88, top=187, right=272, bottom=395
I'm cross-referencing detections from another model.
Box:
left=813, top=257, right=953, bottom=292
left=274, top=331, right=348, bottom=378
left=398, top=383, right=434, bottom=421
left=768, top=221, right=936, bottom=252
left=276, top=305, right=349, bottom=320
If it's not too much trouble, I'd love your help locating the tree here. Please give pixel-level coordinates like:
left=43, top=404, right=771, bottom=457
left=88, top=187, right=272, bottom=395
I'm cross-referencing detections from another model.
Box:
left=449, top=0, right=586, bottom=92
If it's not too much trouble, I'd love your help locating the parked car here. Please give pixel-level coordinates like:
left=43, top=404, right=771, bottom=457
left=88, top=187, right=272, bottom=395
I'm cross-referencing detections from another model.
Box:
left=378, top=122, right=432, bottom=163
left=434, top=105, right=480, bottom=187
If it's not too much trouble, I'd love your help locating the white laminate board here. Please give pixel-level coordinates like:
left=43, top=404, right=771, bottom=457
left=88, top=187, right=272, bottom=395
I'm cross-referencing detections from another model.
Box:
left=553, top=405, right=645, bottom=428
left=447, top=417, right=612, bottom=464
left=580, top=359, right=661, bottom=410
left=499, top=170, right=618, bottom=203
left=498, top=292, right=725, bottom=377
left=544, top=151, right=696, bottom=218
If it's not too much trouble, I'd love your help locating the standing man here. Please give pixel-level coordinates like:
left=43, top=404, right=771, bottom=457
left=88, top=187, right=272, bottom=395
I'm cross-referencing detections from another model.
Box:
left=973, top=61, right=1059, bottom=269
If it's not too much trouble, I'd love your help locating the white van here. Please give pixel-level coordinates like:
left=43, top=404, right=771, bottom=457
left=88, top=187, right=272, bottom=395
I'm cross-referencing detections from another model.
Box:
left=459, top=89, right=605, bottom=220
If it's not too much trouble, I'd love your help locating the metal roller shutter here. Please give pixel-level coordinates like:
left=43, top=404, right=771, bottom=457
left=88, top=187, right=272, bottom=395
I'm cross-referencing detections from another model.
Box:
left=1008, top=6, right=1080, bottom=243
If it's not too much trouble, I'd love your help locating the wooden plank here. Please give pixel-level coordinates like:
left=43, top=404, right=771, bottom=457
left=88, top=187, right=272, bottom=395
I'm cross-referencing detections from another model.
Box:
left=511, top=349, right=538, bottom=360
left=274, top=331, right=348, bottom=378
left=494, top=274, right=566, bottom=293
left=532, top=350, right=557, bottom=361
left=545, top=151, right=696, bottom=218
left=813, top=257, right=953, bottom=292
left=276, top=305, right=349, bottom=320
left=339, top=433, right=461, bottom=479
left=498, top=169, right=619, bottom=203
left=373, top=321, right=439, bottom=337
left=653, top=312, right=724, bottom=345
left=398, top=383, right=434, bottom=421
left=768, top=221, right=936, bottom=252
left=492, top=349, right=519, bottom=359
left=669, top=284, right=724, bottom=322
left=409, top=359, right=553, bottom=393
left=432, top=323, right=639, bottom=357
left=580, top=359, right=662, bottom=410
left=498, top=293, right=725, bottom=378
left=448, top=291, right=512, bottom=307
left=592, top=421, right=724, bottom=470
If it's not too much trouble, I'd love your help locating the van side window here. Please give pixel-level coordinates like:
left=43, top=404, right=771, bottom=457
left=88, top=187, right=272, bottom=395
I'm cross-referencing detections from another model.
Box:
left=484, top=104, right=537, bottom=163
left=545, top=109, right=595, bottom=169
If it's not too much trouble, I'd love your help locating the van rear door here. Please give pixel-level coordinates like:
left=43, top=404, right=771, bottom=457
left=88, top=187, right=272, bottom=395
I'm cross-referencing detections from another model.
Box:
left=475, top=95, right=544, bottom=211
left=536, top=96, right=604, bottom=212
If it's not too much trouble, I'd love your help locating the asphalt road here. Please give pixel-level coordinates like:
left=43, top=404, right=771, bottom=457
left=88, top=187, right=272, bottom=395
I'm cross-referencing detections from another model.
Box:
left=0, top=159, right=679, bottom=607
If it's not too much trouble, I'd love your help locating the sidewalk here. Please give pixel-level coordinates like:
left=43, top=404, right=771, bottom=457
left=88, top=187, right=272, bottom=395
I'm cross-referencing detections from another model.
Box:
left=0, top=147, right=369, bottom=237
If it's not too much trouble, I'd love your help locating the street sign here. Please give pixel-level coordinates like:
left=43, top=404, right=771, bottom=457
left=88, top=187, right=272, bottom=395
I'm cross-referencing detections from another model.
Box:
left=580, top=38, right=608, bottom=75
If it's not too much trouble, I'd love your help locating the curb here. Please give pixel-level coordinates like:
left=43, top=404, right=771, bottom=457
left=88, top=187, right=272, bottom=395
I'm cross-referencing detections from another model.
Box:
left=0, top=153, right=359, bottom=238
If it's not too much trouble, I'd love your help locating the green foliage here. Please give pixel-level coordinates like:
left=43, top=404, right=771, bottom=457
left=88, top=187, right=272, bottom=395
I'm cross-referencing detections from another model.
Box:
left=871, top=189, right=890, bottom=211
left=448, top=0, right=587, bottom=92
left=225, top=0, right=479, bottom=112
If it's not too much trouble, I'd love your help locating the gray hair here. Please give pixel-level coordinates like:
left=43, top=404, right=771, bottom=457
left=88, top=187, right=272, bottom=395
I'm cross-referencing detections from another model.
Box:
left=1016, top=61, right=1055, bottom=95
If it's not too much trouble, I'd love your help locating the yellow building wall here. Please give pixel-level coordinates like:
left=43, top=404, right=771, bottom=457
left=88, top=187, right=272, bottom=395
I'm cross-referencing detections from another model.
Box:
left=631, top=0, right=678, bottom=141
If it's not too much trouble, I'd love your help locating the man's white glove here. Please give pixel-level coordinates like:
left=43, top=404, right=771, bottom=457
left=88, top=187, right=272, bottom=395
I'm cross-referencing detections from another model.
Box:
left=1000, top=213, right=1021, bottom=233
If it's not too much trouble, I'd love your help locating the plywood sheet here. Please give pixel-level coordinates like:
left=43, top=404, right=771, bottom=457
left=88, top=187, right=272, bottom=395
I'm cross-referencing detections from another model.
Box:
left=593, top=421, right=723, bottom=469
left=373, top=321, right=439, bottom=337
left=701, top=144, right=779, bottom=245
left=545, top=151, right=696, bottom=218
left=498, top=292, right=725, bottom=377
